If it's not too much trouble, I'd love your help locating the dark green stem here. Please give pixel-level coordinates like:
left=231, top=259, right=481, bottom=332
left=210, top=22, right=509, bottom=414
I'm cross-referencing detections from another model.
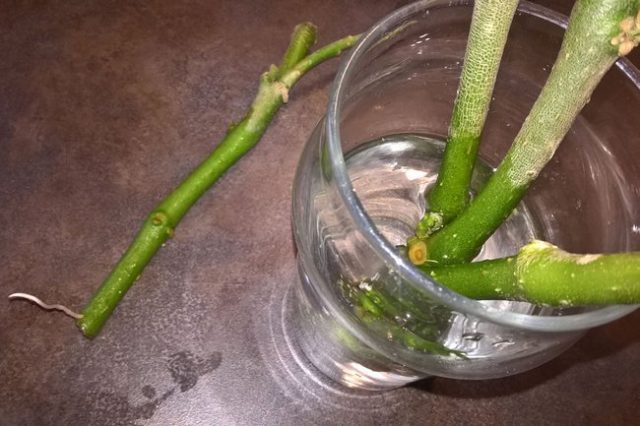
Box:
left=359, top=310, right=466, bottom=357
left=76, top=28, right=361, bottom=338
left=355, top=289, right=465, bottom=357
left=421, top=240, right=640, bottom=306
left=417, top=0, right=518, bottom=237
left=426, top=0, right=640, bottom=264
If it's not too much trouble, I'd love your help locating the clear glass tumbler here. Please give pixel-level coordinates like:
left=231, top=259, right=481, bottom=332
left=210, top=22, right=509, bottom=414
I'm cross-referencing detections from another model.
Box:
left=291, top=0, right=640, bottom=390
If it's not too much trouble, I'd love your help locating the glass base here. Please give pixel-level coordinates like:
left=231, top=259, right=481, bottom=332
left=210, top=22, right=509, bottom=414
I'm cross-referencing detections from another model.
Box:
left=293, top=262, right=427, bottom=390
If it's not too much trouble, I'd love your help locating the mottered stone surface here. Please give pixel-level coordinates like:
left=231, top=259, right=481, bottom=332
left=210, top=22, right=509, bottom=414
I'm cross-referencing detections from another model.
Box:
left=1, top=1, right=638, bottom=425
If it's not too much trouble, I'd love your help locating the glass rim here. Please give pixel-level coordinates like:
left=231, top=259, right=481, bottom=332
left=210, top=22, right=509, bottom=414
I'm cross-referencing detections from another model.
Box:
left=325, top=0, right=639, bottom=332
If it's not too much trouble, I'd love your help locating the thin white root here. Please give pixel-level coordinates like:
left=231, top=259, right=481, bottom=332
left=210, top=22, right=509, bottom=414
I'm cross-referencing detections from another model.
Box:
left=8, top=293, right=83, bottom=320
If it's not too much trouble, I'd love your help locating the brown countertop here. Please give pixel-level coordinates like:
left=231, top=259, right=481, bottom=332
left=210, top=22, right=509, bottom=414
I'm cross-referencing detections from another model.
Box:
left=1, top=1, right=638, bottom=424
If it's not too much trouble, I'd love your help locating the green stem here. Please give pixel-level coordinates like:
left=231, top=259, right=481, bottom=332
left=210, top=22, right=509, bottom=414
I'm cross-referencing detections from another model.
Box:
left=421, top=240, right=640, bottom=306
left=76, top=28, right=361, bottom=338
left=417, top=0, right=518, bottom=238
left=426, top=0, right=640, bottom=264
left=276, top=22, right=317, bottom=78
left=356, top=292, right=465, bottom=357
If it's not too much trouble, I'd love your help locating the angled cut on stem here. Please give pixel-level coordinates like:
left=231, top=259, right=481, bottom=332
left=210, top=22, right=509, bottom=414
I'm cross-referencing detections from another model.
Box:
left=425, top=0, right=640, bottom=264
left=416, top=0, right=519, bottom=239
left=75, top=26, right=360, bottom=338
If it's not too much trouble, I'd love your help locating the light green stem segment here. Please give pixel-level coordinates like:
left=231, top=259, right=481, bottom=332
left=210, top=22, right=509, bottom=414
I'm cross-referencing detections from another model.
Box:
left=421, top=240, right=640, bottom=306
left=418, top=0, right=518, bottom=237
left=426, top=0, right=640, bottom=264
left=76, top=28, right=360, bottom=338
left=276, top=22, right=317, bottom=78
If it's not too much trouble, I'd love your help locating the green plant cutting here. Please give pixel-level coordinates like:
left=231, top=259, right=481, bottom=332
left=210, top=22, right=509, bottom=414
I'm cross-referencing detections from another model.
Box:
left=412, top=0, right=640, bottom=263
left=74, top=25, right=360, bottom=338
left=414, top=0, right=640, bottom=266
left=9, top=24, right=360, bottom=338
left=357, top=0, right=640, bottom=355
left=408, top=0, right=640, bottom=279
left=9, top=0, right=640, bottom=340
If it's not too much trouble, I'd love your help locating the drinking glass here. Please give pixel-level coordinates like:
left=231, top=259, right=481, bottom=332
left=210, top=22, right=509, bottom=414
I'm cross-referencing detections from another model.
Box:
left=291, top=0, right=640, bottom=390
